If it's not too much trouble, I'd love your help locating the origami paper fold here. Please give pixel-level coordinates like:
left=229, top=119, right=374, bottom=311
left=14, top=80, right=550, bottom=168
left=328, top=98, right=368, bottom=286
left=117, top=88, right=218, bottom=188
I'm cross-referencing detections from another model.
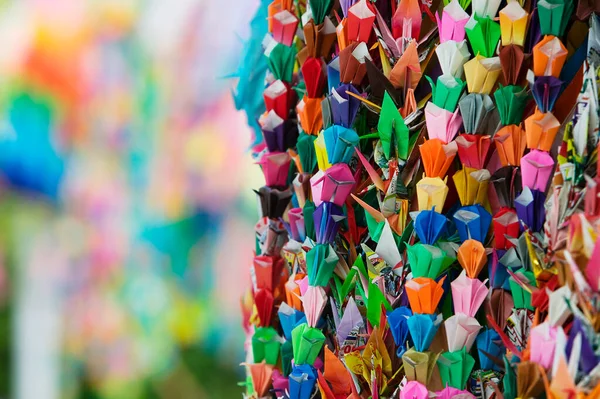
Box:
left=289, top=207, right=306, bottom=241
left=436, top=0, right=469, bottom=43
left=533, top=35, right=568, bottom=78
left=306, top=244, right=339, bottom=286
left=445, top=313, right=481, bottom=352
left=314, top=133, right=332, bottom=171
left=378, top=91, right=410, bottom=160
left=516, top=361, right=545, bottom=398
left=323, top=347, right=353, bottom=396
left=436, top=40, right=471, bottom=79
left=407, top=313, right=443, bottom=351
left=520, top=149, right=554, bottom=192
left=302, top=285, right=327, bottom=327
left=402, top=348, right=439, bottom=386
left=463, top=55, right=502, bottom=95
left=476, top=328, right=504, bottom=371
left=420, top=140, right=458, bottom=178
left=537, top=0, right=574, bottom=37
left=264, top=79, right=295, bottom=119
left=486, top=288, right=514, bottom=331
left=576, top=0, right=600, bottom=20
left=491, top=166, right=522, bottom=208
left=499, top=45, right=531, bottom=86
left=260, top=110, right=299, bottom=152
left=389, top=40, right=422, bottom=90
left=454, top=204, right=492, bottom=243
left=279, top=302, right=307, bottom=340
left=253, top=255, right=285, bottom=292
left=296, top=135, right=317, bottom=174
left=297, top=96, right=324, bottom=135
left=524, top=109, right=560, bottom=151
left=416, top=177, right=450, bottom=213
left=465, top=16, right=501, bottom=58
left=303, top=17, right=337, bottom=60
left=330, top=84, right=361, bottom=128
left=455, top=134, right=491, bottom=170
left=459, top=93, right=498, bottom=134
left=258, top=151, right=292, bottom=187
left=508, top=270, right=535, bottom=310
left=400, top=381, right=429, bottom=399
left=291, top=323, right=326, bottom=365
left=426, top=75, right=466, bottom=112
left=437, top=347, right=476, bottom=390
left=406, top=277, right=446, bottom=314
left=265, top=40, right=297, bottom=82
left=499, top=2, right=528, bottom=47
left=548, top=285, right=576, bottom=326
left=365, top=59, right=405, bottom=106
left=248, top=362, right=275, bottom=397
left=515, top=186, right=546, bottom=232
left=255, top=288, right=275, bottom=327
left=272, top=10, right=299, bottom=46
left=322, top=125, right=359, bottom=165
left=425, top=102, right=463, bottom=144
left=452, top=269, right=489, bottom=317
left=529, top=321, right=558, bottom=369
left=308, top=0, right=334, bottom=24
left=255, top=186, right=293, bottom=219
left=302, top=57, right=327, bottom=99
left=339, top=42, right=372, bottom=85
left=252, top=327, right=282, bottom=365
left=472, top=0, right=502, bottom=19
left=457, top=239, right=487, bottom=278
left=326, top=56, right=341, bottom=91
left=310, top=163, right=355, bottom=207
left=289, top=363, right=317, bottom=399
left=493, top=208, right=520, bottom=250
left=494, top=84, right=530, bottom=126
left=387, top=306, right=412, bottom=356
left=453, top=167, right=491, bottom=206
left=494, top=125, right=526, bottom=167
left=336, top=296, right=364, bottom=345
left=392, top=0, right=422, bottom=40
left=313, top=201, right=345, bottom=244
left=529, top=75, right=562, bottom=113
left=347, top=0, right=376, bottom=43
left=407, top=243, right=454, bottom=279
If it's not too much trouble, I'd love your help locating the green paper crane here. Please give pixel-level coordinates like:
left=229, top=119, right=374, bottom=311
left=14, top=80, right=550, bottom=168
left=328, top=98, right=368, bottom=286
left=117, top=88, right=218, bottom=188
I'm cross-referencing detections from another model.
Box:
left=538, top=0, right=574, bottom=37
left=437, top=347, right=476, bottom=390
left=378, top=91, right=410, bottom=161
left=508, top=270, right=536, bottom=311
left=297, top=133, right=318, bottom=173
left=494, top=85, right=531, bottom=126
left=466, top=16, right=501, bottom=58
left=308, top=0, right=334, bottom=25
left=266, top=42, right=297, bottom=83
left=426, top=75, right=466, bottom=112
left=252, top=327, right=281, bottom=365
left=407, top=243, right=455, bottom=279
left=291, top=323, right=325, bottom=365
left=306, top=244, right=339, bottom=286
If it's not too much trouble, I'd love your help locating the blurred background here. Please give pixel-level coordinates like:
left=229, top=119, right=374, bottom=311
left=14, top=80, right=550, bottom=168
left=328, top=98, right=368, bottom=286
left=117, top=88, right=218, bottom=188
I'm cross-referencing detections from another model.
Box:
left=0, top=0, right=262, bottom=397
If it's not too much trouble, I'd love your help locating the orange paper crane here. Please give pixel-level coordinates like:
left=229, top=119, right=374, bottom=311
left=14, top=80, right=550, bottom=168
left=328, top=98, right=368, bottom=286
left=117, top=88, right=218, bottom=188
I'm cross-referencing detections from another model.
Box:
left=420, top=139, right=458, bottom=178
left=524, top=109, right=560, bottom=152
left=457, top=239, right=487, bottom=278
left=246, top=362, right=275, bottom=397
left=494, top=125, right=527, bottom=166
left=405, top=277, right=446, bottom=314
left=390, top=40, right=422, bottom=90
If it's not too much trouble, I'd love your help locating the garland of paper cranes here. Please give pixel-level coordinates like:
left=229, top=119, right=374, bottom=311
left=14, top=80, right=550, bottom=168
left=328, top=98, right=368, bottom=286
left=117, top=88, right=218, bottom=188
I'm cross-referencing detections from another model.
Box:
left=239, top=0, right=600, bottom=397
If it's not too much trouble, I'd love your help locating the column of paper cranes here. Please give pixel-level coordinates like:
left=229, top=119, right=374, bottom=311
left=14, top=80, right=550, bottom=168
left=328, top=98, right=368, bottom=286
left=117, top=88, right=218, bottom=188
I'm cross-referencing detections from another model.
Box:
left=238, top=0, right=600, bottom=397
